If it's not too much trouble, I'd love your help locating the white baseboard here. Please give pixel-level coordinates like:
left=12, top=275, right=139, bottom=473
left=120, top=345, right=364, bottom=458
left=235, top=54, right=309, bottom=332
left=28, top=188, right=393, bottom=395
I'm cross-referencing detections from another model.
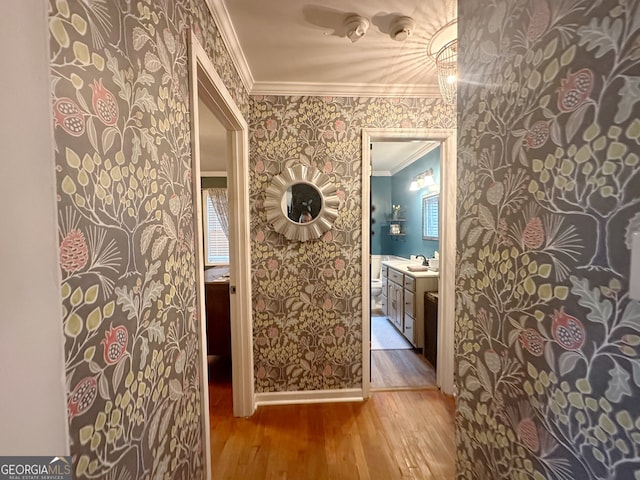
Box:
left=255, top=388, right=364, bottom=407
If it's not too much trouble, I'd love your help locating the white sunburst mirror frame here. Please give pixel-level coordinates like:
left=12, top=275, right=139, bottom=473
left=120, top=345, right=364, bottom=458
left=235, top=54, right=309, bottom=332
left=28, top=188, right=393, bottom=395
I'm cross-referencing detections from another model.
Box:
left=264, top=164, right=339, bottom=242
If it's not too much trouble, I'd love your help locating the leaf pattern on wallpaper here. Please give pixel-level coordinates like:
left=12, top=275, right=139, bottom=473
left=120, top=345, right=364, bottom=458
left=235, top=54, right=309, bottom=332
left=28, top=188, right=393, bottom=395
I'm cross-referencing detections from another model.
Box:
left=249, top=95, right=454, bottom=392
left=457, top=0, right=640, bottom=479
left=48, top=0, right=247, bottom=478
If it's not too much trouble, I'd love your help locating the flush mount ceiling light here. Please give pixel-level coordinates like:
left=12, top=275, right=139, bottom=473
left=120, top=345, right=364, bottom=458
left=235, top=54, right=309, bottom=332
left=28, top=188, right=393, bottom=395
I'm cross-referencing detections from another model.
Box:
left=344, top=14, right=370, bottom=43
left=389, top=16, right=415, bottom=41
left=427, top=20, right=458, bottom=104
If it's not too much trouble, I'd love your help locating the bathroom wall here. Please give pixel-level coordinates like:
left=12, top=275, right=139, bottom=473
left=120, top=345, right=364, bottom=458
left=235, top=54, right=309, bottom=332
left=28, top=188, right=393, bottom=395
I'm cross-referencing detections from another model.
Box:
left=49, top=0, right=247, bottom=477
left=249, top=96, right=454, bottom=392
left=371, top=175, right=392, bottom=254
left=390, top=147, right=441, bottom=259
left=457, top=1, right=640, bottom=478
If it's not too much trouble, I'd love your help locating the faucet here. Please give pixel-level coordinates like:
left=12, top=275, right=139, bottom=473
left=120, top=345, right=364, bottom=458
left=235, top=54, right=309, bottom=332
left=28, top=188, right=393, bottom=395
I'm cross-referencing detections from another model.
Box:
left=414, top=254, right=427, bottom=266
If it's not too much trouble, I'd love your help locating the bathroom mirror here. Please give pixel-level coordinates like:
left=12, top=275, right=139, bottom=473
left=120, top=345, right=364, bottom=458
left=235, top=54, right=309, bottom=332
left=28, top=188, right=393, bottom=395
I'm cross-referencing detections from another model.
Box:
left=264, top=164, right=339, bottom=241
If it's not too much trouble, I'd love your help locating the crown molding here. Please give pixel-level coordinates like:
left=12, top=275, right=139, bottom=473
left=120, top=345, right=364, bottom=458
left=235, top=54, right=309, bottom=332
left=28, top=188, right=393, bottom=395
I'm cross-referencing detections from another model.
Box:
left=204, top=0, right=254, bottom=93
left=204, top=0, right=442, bottom=99
left=251, top=80, right=441, bottom=98
left=389, top=142, right=440, bottom=175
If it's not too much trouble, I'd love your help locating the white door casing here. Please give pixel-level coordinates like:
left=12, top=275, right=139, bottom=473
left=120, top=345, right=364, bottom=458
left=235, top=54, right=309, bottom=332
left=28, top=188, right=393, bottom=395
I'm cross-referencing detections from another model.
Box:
left=188, top=33, right=255, bottom=479
left=361, top=128, right=456, bottom=398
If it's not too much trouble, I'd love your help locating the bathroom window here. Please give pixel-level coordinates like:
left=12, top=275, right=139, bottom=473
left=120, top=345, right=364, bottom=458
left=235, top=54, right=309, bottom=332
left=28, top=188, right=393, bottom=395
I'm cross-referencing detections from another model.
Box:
left=422, top=193, right=439, bottom=240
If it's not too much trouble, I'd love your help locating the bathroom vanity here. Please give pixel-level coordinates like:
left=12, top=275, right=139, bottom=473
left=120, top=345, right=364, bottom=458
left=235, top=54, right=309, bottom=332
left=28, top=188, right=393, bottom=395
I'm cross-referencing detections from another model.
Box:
left=381, top=261, right=438, bottom=349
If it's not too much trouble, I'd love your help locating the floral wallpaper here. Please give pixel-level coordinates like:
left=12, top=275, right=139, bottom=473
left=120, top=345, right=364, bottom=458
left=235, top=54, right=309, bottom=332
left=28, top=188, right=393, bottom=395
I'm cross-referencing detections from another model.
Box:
left=248, top=96, right=454, bottom=392
left=49, top=0, right=246, bottom=478
left=456, top=0, right=640, bottom=479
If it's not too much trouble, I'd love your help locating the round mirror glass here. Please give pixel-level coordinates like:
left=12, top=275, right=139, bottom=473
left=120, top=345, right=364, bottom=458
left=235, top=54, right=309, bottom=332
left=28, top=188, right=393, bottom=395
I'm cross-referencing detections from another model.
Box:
left=264, top=164, right=339, bottom=242
left=285, top=183, right=322, bottom=224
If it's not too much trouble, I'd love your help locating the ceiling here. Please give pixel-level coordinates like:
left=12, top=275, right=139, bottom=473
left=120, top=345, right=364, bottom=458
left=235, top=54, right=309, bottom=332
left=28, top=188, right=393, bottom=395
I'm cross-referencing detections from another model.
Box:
left=209, top=0, right=457, bottom=97
left=199, top=0, right=455, bottom=173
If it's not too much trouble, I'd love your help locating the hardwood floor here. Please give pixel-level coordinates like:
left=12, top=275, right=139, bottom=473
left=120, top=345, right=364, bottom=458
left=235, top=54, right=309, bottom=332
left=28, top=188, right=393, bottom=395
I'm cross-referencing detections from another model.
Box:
left=208, top=357, right=456, bottom=480
left=371, top=349, right=436, bottom=390
left=370, top=310, right=437, bottom=390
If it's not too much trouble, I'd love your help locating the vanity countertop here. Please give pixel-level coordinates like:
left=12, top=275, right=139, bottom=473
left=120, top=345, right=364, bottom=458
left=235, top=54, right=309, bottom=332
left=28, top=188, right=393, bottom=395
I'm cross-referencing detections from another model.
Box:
left=382, top=260, right=439, bottom=279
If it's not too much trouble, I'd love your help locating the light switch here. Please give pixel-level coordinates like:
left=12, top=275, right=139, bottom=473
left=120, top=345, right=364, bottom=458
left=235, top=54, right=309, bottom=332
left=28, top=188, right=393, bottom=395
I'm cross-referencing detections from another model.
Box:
left=631, top=230, right=640, bottom=301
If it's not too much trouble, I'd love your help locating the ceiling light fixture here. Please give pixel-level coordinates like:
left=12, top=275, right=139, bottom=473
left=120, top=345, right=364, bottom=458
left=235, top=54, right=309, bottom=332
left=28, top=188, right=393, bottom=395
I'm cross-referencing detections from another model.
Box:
left=428, top=20, right=458, bottom=104
left=344, top=15, right=370, bottom=43
left=409, top=168, right=435, bottom=191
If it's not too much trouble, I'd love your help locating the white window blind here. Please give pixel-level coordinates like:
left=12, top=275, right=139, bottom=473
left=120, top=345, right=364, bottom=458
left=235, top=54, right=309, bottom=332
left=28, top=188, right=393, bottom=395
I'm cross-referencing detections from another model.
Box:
left=203, top=190, right=229, bottom=265
left=422, top=194, right=439, bottom=240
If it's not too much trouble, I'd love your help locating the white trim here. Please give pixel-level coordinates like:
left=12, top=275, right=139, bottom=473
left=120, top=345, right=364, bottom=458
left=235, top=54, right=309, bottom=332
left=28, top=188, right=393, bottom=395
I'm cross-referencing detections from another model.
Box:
left=362, top=128, right=456, bottom=399
left=200, top=170, right=227, bottom=177
left=255, top=389, right=364, bottom=407
left=251, top=81, right=441, bottom=98
left=204, top=0, right=254, bottom=93
left=389, top=142, right=440, bottom=175
left=189, top=31, right=255, bottom=439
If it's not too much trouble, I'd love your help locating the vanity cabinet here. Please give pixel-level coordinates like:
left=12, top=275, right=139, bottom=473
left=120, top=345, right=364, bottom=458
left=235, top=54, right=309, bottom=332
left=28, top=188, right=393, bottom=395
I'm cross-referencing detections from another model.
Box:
left=382, top=264, right=438, bottom=348
left=380, top=265, right=388, bottom=316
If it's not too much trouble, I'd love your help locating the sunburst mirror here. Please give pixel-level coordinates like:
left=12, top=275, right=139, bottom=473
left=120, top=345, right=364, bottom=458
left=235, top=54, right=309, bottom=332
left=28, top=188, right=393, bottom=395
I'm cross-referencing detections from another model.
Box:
left=264, top=164, right=339, bottom=242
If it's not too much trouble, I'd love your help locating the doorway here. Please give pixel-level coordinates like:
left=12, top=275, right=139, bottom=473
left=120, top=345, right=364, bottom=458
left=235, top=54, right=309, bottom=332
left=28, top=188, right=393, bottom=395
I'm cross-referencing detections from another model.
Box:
left=369, top=140, right=440, bottom=389
left=187, top=33, right=255, bottom=440
left=361, top=128, right=456, bottom=399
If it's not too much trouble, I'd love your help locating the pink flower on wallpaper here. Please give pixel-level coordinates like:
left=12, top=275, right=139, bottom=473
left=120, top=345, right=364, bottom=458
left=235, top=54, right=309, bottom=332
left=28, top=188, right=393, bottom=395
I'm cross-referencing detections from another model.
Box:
left=67, top=376, right=97, bottom=420
left=400, top=119, right=413, bottom=128
left=324, top=161, right=333, bottom=173
left=90, top=78, right=118, bottom=126
left=257, top=337, right=267, bottom=346
left=557, top=68, right=594, bottom=113
left=334, top=258, right=345, bottom=270
left=101, top=324, right=128, bottom=365
left=322, top=231, right=333, bottom=242
left=267, top=258, right=278, bottom=270
left=255, top=159, right=265, bottom=173
left=323, top=129, right=333, bottom=139
left=53, top=97, right=85, bottom=137
left=322, top=96, right=333, bottom=102
left=256, top=230, right=265, bottom=243
left=268, top=327, right=278, bottom=338
left=60, top=229, right=89, bottom=273
left=551, top=308, right=585, bottom=350
left=519, top=328, right=544, bottom=357
left=265, top=118, right=278, bottom=131
left=323, top=268, right=333, bottom=278
left=255, top=128, right=265, bottom=138
left=257, top=365, right=267, bottom=379
left=518, top=418, right=539, bottom=452
left=335, top=119, right=346, bottom=131
left=337, top=190, right=345, bottom=202
left=256, top=268, right=267, bottom=278
left=334, top=325, right=345, bottom=337
left=323, top=298, right=333, bottom=310
left=256, top=298, right=266, bottom=311
left=322, top=365, right=333, bottom=376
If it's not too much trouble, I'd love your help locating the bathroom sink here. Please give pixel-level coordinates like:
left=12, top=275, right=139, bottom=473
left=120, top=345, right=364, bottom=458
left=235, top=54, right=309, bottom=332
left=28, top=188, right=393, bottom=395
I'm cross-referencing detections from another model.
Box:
left=406, top=265, right=431, bottom=272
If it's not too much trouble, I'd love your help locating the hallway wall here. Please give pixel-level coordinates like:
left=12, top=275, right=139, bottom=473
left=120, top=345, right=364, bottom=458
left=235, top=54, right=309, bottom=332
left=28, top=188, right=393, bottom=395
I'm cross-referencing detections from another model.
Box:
left=48, top=0, right=248, bottom=478
left=457, top=1, right=640, bottom=478
left=248, top=96, right=454, bottom=392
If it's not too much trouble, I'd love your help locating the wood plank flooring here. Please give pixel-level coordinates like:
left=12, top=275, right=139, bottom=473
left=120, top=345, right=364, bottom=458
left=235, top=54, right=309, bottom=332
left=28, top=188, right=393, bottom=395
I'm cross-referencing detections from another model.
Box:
left=208, top=357, right=456, bottom=480
left=371, top=349, right=437, bottom=390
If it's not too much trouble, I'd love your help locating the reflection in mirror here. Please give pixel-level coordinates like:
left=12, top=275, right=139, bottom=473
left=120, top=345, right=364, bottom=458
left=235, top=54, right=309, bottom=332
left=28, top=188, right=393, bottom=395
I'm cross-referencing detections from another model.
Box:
left=286, top=183, right=322, bottom=223
left=265, top=164, right=339, bottom=242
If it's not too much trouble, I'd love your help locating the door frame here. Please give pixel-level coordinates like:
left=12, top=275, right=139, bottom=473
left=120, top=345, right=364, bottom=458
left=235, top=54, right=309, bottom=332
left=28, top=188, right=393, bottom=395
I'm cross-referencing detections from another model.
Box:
left=361, top=128, right=456, bottom=398
left=188, top=33, right=255, bottom=440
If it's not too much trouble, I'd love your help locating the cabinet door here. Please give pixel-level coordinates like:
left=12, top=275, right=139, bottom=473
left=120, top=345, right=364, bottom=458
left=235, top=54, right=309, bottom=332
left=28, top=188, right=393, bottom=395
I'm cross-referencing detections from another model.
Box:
left=404, top=289, right=415, bottom=318
left=403, top=313, right=415, bottom=345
